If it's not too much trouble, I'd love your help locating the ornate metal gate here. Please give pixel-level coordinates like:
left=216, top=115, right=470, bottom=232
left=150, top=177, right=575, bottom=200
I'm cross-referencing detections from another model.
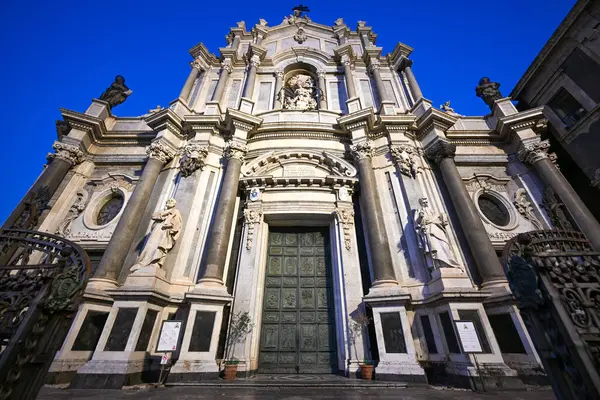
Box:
left=503, top=230, right=600, bottom=400
left=259, top=228, right=337, bottom=373
left=0, top=229, right=90, bottom=400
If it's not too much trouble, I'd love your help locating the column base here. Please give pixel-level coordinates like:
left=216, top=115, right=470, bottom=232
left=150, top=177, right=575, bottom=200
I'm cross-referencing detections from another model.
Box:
left=481, top=278, right=510, bottom=292
left=196, top=277, right=225, bottom=287
left=70, top=359, right=158, bottom=389
left=86, top=277, right=119, bottom=292
left=374, top=360, right=427, bottom=382
left=371, top=279, right=399, bottom=288
left=168, top=360, right=221, bottom=383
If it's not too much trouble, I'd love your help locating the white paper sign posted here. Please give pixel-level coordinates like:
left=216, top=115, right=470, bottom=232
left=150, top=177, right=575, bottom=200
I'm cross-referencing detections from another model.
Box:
left=157, top=321, right=182, bottom=352
left=455, top=321, right=482, bottom=353
left=160, top=354, right=169, bottom=365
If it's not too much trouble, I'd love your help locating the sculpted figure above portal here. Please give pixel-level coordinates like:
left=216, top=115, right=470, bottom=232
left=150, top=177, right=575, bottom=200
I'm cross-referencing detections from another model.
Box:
left=414, top=197, right=460, bottom=269
left=99, top=75, right=133, bottom=109
left=283, top=74, right=317, bottom=111
left=130, top=198, right=182, bottom=272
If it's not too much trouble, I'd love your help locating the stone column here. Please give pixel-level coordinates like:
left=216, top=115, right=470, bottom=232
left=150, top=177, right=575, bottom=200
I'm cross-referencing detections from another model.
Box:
left=351, top=141, right=398, bottom=287
left=368, top=60, right=389, bottom=103
left=341, top=55, right=357, bottom=99
left=317, top=70, right=327, bottom=110
left=518, top=139, right=600, bottom=250
left=198, top=142, right=247, bottom=286
left=91, top=140, right=175, bottom=286
left=274, top=69, right=284, bottom=109
left=2, top=141, right=85, bottom=230
left=242, top=55, right=260, bottom=99
left=211, top=59, right=233, bottom=103
left=402, top=60, right=423, bottom=103
left=179, top=60, right=202, bottom=101
left=425, top=141, right=506, bottom=286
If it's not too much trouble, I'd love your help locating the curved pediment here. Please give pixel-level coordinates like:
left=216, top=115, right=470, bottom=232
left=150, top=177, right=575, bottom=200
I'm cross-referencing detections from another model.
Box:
left=242, top=150, right=356, bottom=178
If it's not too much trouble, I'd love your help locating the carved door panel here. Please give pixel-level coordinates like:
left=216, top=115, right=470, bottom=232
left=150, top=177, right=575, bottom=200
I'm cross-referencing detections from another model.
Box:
left=259, top=228, right=337, bottom=373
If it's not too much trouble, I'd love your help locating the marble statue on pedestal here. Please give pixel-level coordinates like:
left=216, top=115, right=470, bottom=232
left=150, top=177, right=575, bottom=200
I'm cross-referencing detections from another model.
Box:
left=414, top=197, right=460, bottom=269
left=475, top=77, right=503, bottom=108
left=130, top=198, right=182, bottom=272
left=99, top=75, right=133, bottom=108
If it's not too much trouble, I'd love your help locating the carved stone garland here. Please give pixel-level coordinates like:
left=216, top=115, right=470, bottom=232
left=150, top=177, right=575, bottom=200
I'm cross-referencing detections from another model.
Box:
left=390, top=145, right=416, bottom=178
left=179, top=143, right=209, bottom=178
left=244, top=207, right=263, bottom=250
left=335, top=208, right=355, bottom=251
left=513, top=188, right=542, bottom=230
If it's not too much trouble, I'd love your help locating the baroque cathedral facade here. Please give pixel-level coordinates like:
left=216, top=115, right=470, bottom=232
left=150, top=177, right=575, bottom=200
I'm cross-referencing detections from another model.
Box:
left=12, top=7, right=599, bottom=389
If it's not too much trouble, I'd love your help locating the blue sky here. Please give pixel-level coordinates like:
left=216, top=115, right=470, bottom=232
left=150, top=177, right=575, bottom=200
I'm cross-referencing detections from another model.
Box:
left=0, top=0, right=575, bottom=224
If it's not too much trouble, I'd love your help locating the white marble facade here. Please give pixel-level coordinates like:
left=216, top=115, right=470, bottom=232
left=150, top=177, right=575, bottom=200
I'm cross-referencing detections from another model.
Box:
left=37, top=11, right=554, bottom=389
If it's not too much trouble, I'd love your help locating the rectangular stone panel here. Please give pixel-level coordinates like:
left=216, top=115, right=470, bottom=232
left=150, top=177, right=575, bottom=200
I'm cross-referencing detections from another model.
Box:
left=299, top=232, right=314, bottom=246
left=299, top=257, right=314, bottom=275
left=316, top=288, right=328, bottom=309
left=300, top=277, right=315, bottom=287
left=270, top=246, right=283, bottom=255
left=72, top=310, right=109, bottom=351
left=105, top=308, right=138, bottom=351
left=318, top=324, right=332, bottom=351
left=283, top=256, right=297, bottom=275
left=284, top=247, right=298, bottom=255
left=279, top=324, right=297, bottom=350
left=134, top=309, right=158, bottom=352
left=265, top=277, right=281, bottom=287
left=300, top=247, right=314, bottom=255
left=270, top=232, right=283, bottom=245
left=380, top=312, right=407, bottom=353
left=318, top=352, right=335, bottom=365
left=300, top=312, right=315, bottom=323
left=285, top=233, right=298, bottom=246
left=282, top=288, right=297, bottom=308
left=281, top=312, right=296, bottom=323
left=300, top=325, right=317, bottom=350
left=261, top=325, right=278, bottom=349
left=279, top=352, right=296, bottom=364
left=261, top=352, right=277, bottom=364
left=265, top=288, right=280, bottom=310
left=300, top=352, right=317, bottom=364
left=189, top=311, right=216, bottom=352
left=300, top=288, right=315, bottom=309
left=263, top=312, right=279, bottom=323
left=282, top=277, right=297, bottom=287
left=268, top=256, right=282, bottom=275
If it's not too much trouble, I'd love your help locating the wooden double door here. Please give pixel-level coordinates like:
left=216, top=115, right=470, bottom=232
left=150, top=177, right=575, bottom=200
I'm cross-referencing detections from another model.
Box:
left=258, top=227, right=337, bottom=373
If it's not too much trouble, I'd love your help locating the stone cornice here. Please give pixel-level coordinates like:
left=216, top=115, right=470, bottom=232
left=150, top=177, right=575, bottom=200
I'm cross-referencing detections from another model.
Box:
left=267, top=47, right=337, bottom=68
left=387, top=42, right=414, bottom=70
left=226, top=109, right=263, bottom=134
left=183, top=114, right=225, bottom=135
left=143, top=108, right=188, bottom=139
left=239, top=175, right=358, bottom=190
left=337, top=108, right=376, bottom=132
left=60, top=109, right=108, bottom=143
left=495, top=106, right=546, bottom=138
left=510, top=0, right=589, bottom=98
left=414, top=108, right=458, bottom=138
left=187, top=43, right=218, bottom=69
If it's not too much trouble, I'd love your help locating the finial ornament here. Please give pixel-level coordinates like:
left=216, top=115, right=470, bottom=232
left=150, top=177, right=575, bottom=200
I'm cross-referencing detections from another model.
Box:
left=99, top=75, right=133, bottom=109
left=475, top=77, right=503, bottom=109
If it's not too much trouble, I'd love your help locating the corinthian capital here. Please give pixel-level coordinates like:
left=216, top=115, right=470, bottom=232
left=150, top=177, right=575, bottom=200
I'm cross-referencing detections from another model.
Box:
left=341, top=54, right=355, bottom=70
left=350, top=141, right=373, bottom=161
left=248, top=54, right=261, bottom=68
left=221, top=58, right=233, bottom=74
left=49, top=141, right=86, bottom=166
left=367, top=59, right=381, bottom=74
left=517, top=139, right=551, bottom=165
left=225, top=141, right=248, bottom=161
left=190, top=58, right=203, bottom=70
left=424, top=141, right=456, bottom=164
left=179, top=143, right=209, bottom=178
left=275, top=69, right=284, bottom=79
left=146, top=140, right=175, bottom=164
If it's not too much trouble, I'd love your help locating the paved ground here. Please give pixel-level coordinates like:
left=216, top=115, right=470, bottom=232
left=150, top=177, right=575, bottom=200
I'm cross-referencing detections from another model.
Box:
left=38, top=386, right=556, bottom=399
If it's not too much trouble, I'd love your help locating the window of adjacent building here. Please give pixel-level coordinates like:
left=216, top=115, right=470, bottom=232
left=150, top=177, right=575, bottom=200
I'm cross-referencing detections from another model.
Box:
left=72, top=310, right=109, bottom=351
left=360, top=79, right=376, bottom=109
left=256, top=81, right=273, bottom=111
left=187, top=72, right=204, bottom=107
left=548, top=88, right=587, bottom=129
left=439, top=311, right=460, bottom=353
left=227, top=79, right=242, bottom=109
left=328, top=81, right=348, bottom=113
left=562, top=47, right=600, bottom=104
left=104, top=308, right=138, bottom=351
left=383, top=80, right=399, bottom=107
left=420, top=315, right=438, bottom=354
left=205, top=79, right=219, bottom=103
left=457, top=310, right=492, bottom=353
left=488, top=313, right=527, bottom=354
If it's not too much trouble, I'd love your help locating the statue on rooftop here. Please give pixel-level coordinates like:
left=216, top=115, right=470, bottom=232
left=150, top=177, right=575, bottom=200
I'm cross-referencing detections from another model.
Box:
left=475, top=77, right=503, bottom=109
left=99, top=75, right=132, bottom=109
left=286, top=4, right=311, bottom=24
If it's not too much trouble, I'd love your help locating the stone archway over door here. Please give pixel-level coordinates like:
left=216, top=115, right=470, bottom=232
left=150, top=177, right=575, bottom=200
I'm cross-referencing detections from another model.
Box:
left=258, top=227, right=338, bottom=373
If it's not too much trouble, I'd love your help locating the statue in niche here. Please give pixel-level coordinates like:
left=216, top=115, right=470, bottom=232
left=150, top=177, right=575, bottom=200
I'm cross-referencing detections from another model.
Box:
left=283, top=74, right=317, bottom=111
left=130, top=198, right=182, bottom=273
left=475, top=77, right=503, bottom=109
left=414, top=197, right=460, bottom=269
left=99, top=75, right=133, bottom=109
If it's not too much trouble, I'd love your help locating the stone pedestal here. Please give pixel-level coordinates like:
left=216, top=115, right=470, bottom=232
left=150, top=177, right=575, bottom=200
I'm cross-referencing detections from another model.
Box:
left=122, top=266, right=170, bottom=295
left=346, top=97, right=362, bottom=114
left=426, top=267, right=473, bottom=294
left=239, top=97, right=255, bottom=114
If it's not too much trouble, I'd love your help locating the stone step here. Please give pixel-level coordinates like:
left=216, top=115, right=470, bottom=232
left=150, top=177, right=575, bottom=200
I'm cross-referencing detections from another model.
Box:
left=166, top=381, right=408, bottom=389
